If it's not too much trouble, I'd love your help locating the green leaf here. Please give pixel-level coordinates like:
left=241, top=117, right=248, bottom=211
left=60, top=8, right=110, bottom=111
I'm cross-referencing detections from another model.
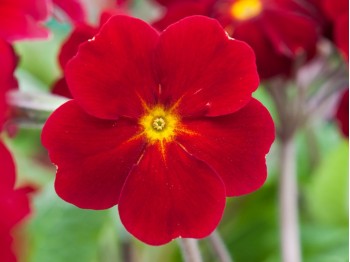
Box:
left=302, top=224, right=348, bottom=262
left=27, top=182, right=119, bottom=262
left=304, top=140, right=349, bottom=226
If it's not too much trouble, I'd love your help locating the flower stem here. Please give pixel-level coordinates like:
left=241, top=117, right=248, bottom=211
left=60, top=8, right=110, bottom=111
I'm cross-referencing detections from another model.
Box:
left=279, top=138, right=301, bottom=262
left=178, top=238, right=203, bottom=262
left=208, top=230, right=233, bottom=262
left=121, top=239, right=134, bottom=262
left=6, top=90, right=68, bottom=127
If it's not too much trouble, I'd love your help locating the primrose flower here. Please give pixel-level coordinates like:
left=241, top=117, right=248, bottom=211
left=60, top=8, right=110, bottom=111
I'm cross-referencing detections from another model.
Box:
left=0, top=143, right=30, bottom=231
left=0, top=142, right=31, bottom=262
left=322, top=0, right=349, bottom=60
left=0, top=0, right=50, bottom=41
left=52, top=0, right=86, bottom=23
left=0, top=39, right=18, bottom=127
left=52, top=23, right=97, bottom=98
left=42, top=15, right=275, bottom=245
left=53, top=10, right=123, bottom=98
left=0, top=37, right=31, bottom=261
left=335, top=89, right=349, bottom=138
left=154, top=0, right=319, bottom=79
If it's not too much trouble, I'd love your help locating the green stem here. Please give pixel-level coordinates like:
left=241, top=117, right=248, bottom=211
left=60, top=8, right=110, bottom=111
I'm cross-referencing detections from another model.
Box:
left=208, top=230, right=233, bottom=262
left=6, top=90, right=68, bottom=126
left=178, top=238, right=203, bottom=262
left=279, top=138, right=301, bottom=262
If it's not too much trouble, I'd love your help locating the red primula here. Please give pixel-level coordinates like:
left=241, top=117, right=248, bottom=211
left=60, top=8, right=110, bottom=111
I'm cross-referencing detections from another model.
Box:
left=52, top=0, right=86, bottom=23
left=0, top=39, right=18, bottom=129
left=42, top=15, right=275, bottom=245
left=52, top=10, right=122, bottom=98
left=153, top=0, right=319, bottom=79
left=322, top=0, right=349, bottom=60
left=0, top=0, right=87, bottom=42
left=52, top=23, right=97, bottom=98
left=0, top=143, right=31, bottom=262
left=0, top=37, right=30, bottom=262
left=0, top=106, right=30, bottom=262
left=335, top=89, right=349, bottom=138
left=0, top=143, right=30, bottom=232
left=0, top=0, right=50, bottom=41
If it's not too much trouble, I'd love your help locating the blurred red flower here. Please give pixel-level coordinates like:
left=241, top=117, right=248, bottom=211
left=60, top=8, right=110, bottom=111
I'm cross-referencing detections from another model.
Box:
left=154, top=0, right=319, bottom=79
left=42, top=15, right=275, bottom=245
left=0, top=0, right=87, bottom=42
left=52, top=0, right=86, bottom=23
left=0, top=143, right=30, bottom=231
left=322, top=0, right=349, bottom=60
left=0, top=0, right=50, bottom=41
left=0, top=106, right=30, bottom=262
left=0, top=39, right=18, bottom=129
left=0, top=38, right=30, bottom=262
left=0, top=143, right=31, bottom=262
left=335, top=89, right=349, bottom=138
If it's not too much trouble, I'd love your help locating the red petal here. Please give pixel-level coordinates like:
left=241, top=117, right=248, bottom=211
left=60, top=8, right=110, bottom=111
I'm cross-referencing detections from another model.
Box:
left=154, top=0, right=211, bottom=7
left=41, top=101, right=146, bottom=209
left=51, top=77, right=72, bottom=98
left=66, top=15, right=159, bottom=120
left=0, top=142, right=16, bottom=190
left=0, top=186, right=30, bottom=230
left=1, top=0, right=50, bottom=21
left=53, top=0, right=86, bottom=23
left=156, top=16, right=259, bottom=117
left=152, top=2, right=208, bottom=31
left=0, top=233, right=16, bottom=262
left=0, top=40, right=17, bottom=85
left=0, top=7, right=49, bottom=42
left=0, top=40, right=17, bottom=127
left=177, top=99, right=275, bottom=196
left=336, top=89, right=349, bottom=138
left=262, top=10, right=318, bottom=59
left=233, top=19, right=292, bottom=79
left=334, top=14, right=349, bottom=60
left=322, top=0, right=348, bottom=21
left=58, top=23, right=97, bottom=69
left=119, top=142, right=225, bottom=245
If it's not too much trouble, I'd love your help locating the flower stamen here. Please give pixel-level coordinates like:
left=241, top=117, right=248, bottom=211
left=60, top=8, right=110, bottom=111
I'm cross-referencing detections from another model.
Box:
left=152, top=117, right=166, bottom=131
left=230, top=0, right=262, bottom=21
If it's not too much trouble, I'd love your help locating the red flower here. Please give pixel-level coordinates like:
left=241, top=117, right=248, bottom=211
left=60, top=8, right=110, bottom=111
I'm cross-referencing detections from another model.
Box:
left=153, top=0, right=214, bottom=7
left=52, top=10, right=123, bottom=98
left=0, top=233, right=17, bottom=262
left=42, top=15, right=275, bottom=245
left=154, top=0, right=319, bottom=79
left=0, top=142, right=31, bottom=262
left=0, top=0, right=89, bottom=42
left=335, top=89, right=349, bottom=138
left=52, top=0, right=87, bottom=23
left=323, top=0, right=349, bottom=60
left=0, top=0, right=50, bottom=41
left=0, top=39, right=18, bottom=129
left=0, top=38, right=30, bottom=262
left=0, top=143, right=30, bottom=231
left=52, top=23, right=97, bottom=98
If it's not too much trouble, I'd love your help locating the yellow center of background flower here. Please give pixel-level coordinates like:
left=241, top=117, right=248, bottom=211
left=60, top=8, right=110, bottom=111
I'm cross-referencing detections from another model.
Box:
left=139, top=106, right=179, bottom=144
left=230, top=0, right=262, bottom=20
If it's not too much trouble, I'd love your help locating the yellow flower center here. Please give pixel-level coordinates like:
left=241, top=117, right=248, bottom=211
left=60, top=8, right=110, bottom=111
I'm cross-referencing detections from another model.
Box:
left=139, top=105, right=179, bottom=144
left=230, top=0, right=262, bottom=21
